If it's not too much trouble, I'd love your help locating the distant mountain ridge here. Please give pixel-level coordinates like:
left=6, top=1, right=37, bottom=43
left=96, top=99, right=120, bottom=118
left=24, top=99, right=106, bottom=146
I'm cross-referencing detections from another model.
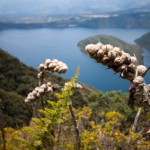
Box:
left=0, top=0, right=149, bottom=17
left=0, top=0, right=150, bottom=29
left=0, top=12, right=150, bottom=29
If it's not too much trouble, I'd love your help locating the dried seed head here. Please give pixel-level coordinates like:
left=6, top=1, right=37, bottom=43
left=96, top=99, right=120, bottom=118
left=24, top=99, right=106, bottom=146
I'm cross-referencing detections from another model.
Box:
left=132, top=76, right=144, bottom=85
left=60, top=67, right=68, bottom=73
left=146, top=84, right=150, bottom=92
left=107, top=50, right=117, bottom=60
left=131, top=56, right=138, bottom=65
left=96, top=42, right=103, bottom=48
left=120, top=52, right=131, bottom=64
left=40, top=84, right=47, bottom=90
left=25, top=98, right=29, bottom=103
left=107, top=61, right=115, bottom=68
left=38, top=64, right=45, bottom=71
left=114, top=57, right=124, bottom=66
left=35, top=87, right=40, bottom=92
left=53, top=59, right=59, bottom=63
left=44, top=59, right=51, bottom=66
left=48, top=62, right=57, bottom=69
left=97, top=49, right=104, bottom=58
left=27, top=94, right=35, bottom=101
left=38, top=88, right=45, bottom=94
left=28, top=92, right=33, bottom=97
left=118, top=64, right=127, bottom=72
left=101, top=45, right=109, bottom=54
left=127, top=63, right=136, bottom=73
left=64, top=82, right=83, bottom=89
left=57, top=61, right=64, bottom=67
left=101, top=55, right=110, bottom=64
left=53, top=65, right=60, bottom=72
left=39, top=59, right=68, bottom=74
left=32, top=90, right=38, bottom=96
left=36, top=93, right=40, bottom=98
left=57, top=68, right=64, bottom=74
left=47, top=87, right=53, bottom=92
left=121, top=71, right=135, bottom=81
left=106, top=44, right=113, bottom=51
left=113, top=47, right=122, bottom=56
left=37, top=72, right=44, bottom=79
left=59, top=65, right=68, bottom=73
left=127, top=72, right=135, bottom=81
left=47, top=82, right=52, bottom=87
left=75, top=83, right=83, bottom=88
left=85, top=42, right=149, bottom=104
left=85, top=44, right=99, bottom=55
left=137, top=65, right=147, bottom=76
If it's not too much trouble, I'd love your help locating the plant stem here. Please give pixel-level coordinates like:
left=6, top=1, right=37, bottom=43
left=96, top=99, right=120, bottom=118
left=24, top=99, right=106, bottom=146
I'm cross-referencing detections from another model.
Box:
left=131, top=107, right=142, bottom=133
left=69, top=102, right=81, bottom=150
left=127, top=107, right=142, bottom=145
left=1, top=128, right=6, bottom=150
left=0, top=99, right=6, bottom=150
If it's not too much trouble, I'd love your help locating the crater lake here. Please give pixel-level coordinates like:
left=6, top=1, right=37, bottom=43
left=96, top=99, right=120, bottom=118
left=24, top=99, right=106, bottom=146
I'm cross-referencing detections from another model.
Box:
left=0, top=27, right=149, bottom=92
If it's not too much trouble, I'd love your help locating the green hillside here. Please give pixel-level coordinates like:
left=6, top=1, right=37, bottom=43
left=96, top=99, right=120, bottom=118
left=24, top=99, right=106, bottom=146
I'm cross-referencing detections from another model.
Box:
left=0, top=48, right=100, bottom=105
left=1, top=49, right=149, bottom=150
left=0, top=48, right=132, bottom=129
left=135, top=32, right=150, bottom=50
left=0, top=89, right=32, bottom=128
left=77, top=34, right=143, bottom=64
left=0, top=49, right=37, bottom=96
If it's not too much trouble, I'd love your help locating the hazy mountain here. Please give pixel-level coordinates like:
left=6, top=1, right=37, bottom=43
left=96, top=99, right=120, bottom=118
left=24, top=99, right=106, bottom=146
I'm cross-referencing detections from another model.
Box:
left=0, top=0, right=150, bottom=17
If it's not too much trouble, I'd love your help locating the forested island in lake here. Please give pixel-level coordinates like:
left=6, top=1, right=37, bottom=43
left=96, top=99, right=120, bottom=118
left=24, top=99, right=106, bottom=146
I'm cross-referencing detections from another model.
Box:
left=77, top=34, right=143, bottom=65
left=135, top=32, right=150, bottom=50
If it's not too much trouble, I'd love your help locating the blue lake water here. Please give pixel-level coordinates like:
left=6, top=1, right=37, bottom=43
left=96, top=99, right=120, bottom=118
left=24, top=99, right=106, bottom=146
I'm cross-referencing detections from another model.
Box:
left=0, top=28, right=150, bottom=92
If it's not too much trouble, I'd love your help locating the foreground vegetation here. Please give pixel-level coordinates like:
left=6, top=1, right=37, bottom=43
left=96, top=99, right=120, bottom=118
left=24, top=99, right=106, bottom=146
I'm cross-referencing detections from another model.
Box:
left=0, top=45, right=150, bottom=149
left=0, top=69, right=150, bottom=150
left=0, top=48, right=103, bottom=129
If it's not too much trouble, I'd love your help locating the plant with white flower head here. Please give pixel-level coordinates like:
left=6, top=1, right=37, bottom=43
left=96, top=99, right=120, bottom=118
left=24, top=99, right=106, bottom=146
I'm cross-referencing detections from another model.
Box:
left=85, top=42, right=150, bottom=106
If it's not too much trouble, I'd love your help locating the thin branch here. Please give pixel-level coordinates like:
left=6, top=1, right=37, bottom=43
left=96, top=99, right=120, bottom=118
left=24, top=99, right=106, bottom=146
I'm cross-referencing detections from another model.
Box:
left=131, top=107, right=142, bottom=133
left=56, top=123, right=62, bottom=144
left=127, top=107, right=142, bottom=145
left=69, top=102, right=81, bottom=150
left=40, top=96, right=45, bottom=110
left=0, top=99, right=6, bottom=150
left=142, top=66, right=150, bottom=77
left=1, top=128, right=6, bottom=150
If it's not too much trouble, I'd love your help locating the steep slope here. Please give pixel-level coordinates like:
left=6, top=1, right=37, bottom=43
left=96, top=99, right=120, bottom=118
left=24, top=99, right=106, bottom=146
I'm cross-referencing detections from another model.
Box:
left=0, top=48, right=133, bottom=129
left=0, top=48, right=100, bottom=128
left=0, top=89, right=32, bottom=128
left=0, top=49, right=37, bottom=96
left=0, top=48, right=99, bottom=98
